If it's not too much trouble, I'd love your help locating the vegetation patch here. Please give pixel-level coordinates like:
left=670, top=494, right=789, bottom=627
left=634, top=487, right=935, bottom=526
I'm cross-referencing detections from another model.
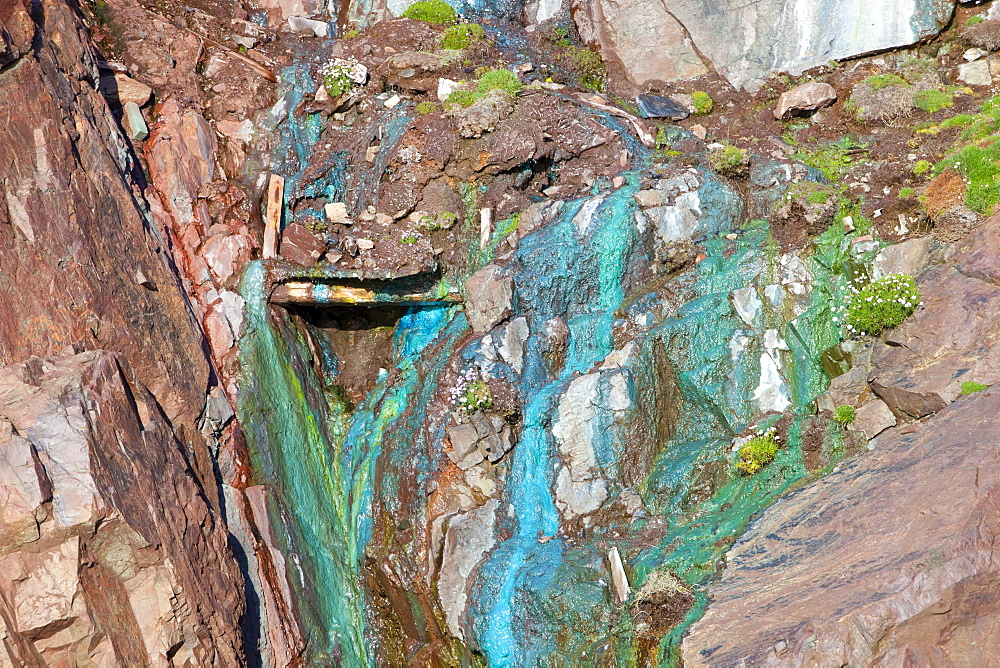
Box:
left=832, top=405, right=856, bottom=425
left=401, top=0, right=456, bottom=24
left=862, top=74, right=909, bottom=90
left=791, top=137, right=862, bottom=181
left=319, top=58, right=365, bottom=98
left=844, top=274, right=920, bottom=336
left=935, top=140, right=1000, bottom=215
left=736, top=427, right=780, bottom=476
left=691, top=91, right=714, bottom=115
left=851, top=81, right=915, bottom=124
left=960, top=381, right=989, bottom=395
left=964, top=19, right=1000, bottom=51
left=446, top=68, right=522, bottom=108
left=913, top=159, right=932, bottom=176
left=416, top=211, right=457, bottom=231
left=451, top=368, right=493, bottom=414
left=415, top=101, right=439, bottom=115
left=899, top=186, right=914, bottom=199
left=914, top=89, right=953, bottom=114
left=565, top=46, right=605, bottom=90
left=440, top=22, right=485, bottom=49
left=709, top=144, right=749, bottom=177
left=967, top=15, right=985, bottom=27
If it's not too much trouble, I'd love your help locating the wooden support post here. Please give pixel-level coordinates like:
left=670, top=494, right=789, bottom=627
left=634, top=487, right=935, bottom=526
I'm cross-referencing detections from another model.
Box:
left=264, top=174, right=284, bottom=259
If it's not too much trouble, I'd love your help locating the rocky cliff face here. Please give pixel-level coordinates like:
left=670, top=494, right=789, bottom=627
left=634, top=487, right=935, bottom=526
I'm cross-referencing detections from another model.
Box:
left=682, top=212, right=1000, bottom=665
left=0, top=352, right=244, bottom=665
left=574, top=0, right=957, bottom=91
left=0, top=0, right=252, bottom=662
left=5, top=0, right=1000, bottom=664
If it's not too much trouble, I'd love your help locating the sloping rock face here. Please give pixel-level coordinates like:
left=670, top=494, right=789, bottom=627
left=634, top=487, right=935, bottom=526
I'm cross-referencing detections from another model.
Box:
left=0, top=352, right=245, bottom=665
left=683, top=216, right=1000, bottom=665
left=0, top=0, right=252, bottom=662
left=572, top=0, right=956, bottom=90
left=682, top=390, right=1000, bottom=666
left=0, top=0, right=209, bottom=428
left=869, top=216, right=1000, bottom=418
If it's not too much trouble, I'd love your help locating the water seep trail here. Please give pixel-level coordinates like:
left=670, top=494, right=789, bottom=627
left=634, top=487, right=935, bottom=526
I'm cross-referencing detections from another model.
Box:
left=475, top=176, right=643, bottom=665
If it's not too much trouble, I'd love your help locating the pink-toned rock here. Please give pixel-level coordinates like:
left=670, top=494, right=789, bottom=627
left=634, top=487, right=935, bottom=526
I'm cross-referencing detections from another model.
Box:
left=683, top=390, right=1000, bottom=666
left=848, top=398, right=896, bottom=439
left=99, top=73, right=153, bottom=106
left=572, top=0, right=707, bottom=90
left=0, top=351, right=246, bottom=665
left=201, top=233, right=248, bottom=284
left=216, top=118, right=255, bottom=142
left=280, top=222, right=327, bottom=267
left=773, top=81, right=837, bottom=119
left=870, top=217, right=1000, bottom=419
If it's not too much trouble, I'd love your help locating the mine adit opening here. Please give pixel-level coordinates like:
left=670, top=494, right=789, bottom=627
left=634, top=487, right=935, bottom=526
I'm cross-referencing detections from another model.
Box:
left=271, top=271, right=461, bottom=404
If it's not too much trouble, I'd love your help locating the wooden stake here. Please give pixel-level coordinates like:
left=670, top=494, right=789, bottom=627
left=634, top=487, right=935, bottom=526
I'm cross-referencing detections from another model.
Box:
left=264, top=174, right=284, bottom=259
left=479, top=207, right=492, bottom=250
left=608, top=547, right=631, bottom=604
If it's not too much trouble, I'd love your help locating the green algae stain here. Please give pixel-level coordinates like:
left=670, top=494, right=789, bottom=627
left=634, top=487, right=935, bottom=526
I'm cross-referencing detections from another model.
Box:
left=237, top=262, right=461, bottom=665
left=607, top=219, right=860, bottom=666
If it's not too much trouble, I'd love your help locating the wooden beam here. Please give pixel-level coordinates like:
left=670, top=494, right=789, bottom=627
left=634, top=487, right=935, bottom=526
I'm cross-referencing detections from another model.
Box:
left=263, top=174, right=283, bottom=259
left=270, top=281, right=464, bottom=306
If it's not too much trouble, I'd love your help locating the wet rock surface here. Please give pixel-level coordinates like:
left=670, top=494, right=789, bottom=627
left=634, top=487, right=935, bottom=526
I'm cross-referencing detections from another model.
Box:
left=6, top=0, right=1000, bottom=663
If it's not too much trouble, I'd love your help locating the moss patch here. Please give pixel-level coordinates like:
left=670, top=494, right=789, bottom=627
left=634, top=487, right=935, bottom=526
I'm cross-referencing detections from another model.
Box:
left=440, top=22, right=484, bottom=49
left=401, top=0, right=456, bottom=24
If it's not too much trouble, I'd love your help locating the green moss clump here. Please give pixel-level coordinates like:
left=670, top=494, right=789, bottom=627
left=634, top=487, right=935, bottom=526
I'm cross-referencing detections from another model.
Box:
left=914, top=89, right=953, bottom=113
left=447, top=69, right=522, bottom=108
left=935, top=139, right=1000, bottom=214
left=960, top=380, right=989, bottom=395
left=417, top=211, right=457, bottom=231
left=791, top=137, right=861, bottom=182
left=344, top=28, right=360, bottom=38
left=832, top=405, right=857, bottom=425
left=566, top=47, right=605, bottom=91
left=913, top=159, right=932, bottom=176
left=899, top=186, right=915, bottom=199
left=845, top=273, right=920, bottom=336
left=477, top=69, right=522, bottom=96
left=710, top=144, right=749, bottom=177
left=440, top=22, right=485, bottom=49
left=415, top=101, right=439, bottom=115
left=401, top=0, right=456, bottom=24
left=736, top=428, right=780, bottom=476
left=862, top=73, right=909, bottom=90
left=445, top=90, right=479, bottom=108
left=691, top=91, right=714, bottom=115
left=967, top=15, right=985, bottom=27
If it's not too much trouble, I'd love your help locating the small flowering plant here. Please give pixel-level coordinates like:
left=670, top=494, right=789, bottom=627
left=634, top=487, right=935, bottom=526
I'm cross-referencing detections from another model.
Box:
left=450, top=367, right=493, bottom=414
left=735, top=426, right=780, bottom=476
left=319, top=58, right=367, bottom=98
left=842, top=273, right=921, bottom=336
